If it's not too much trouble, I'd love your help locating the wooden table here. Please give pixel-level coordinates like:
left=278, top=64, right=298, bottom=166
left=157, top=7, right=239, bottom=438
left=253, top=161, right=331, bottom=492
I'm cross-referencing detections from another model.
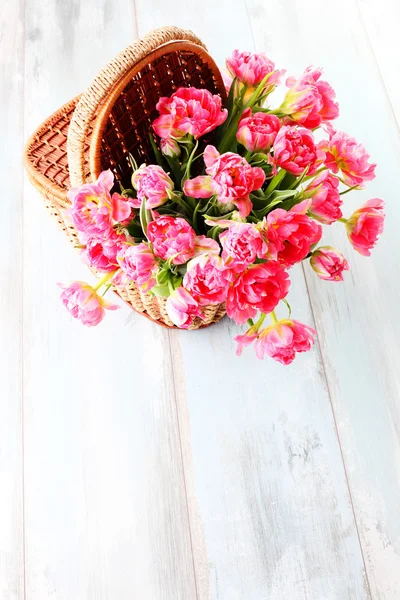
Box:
left=1, top=1, right=400, bottom=598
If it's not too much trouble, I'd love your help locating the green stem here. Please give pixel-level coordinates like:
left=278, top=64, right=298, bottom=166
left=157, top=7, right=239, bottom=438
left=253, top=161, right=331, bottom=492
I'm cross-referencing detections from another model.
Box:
left=94, top=271, right=116, bottom=292
left=244, top=150, right=252, bottom=162
left=339, top=185, right=359, bottom=196
left=338, top=217, right=348, bottom=224
left=255, top=312, right=267, bottom=330
left=270, top=310, right=278, bottom=324
left=302, top=166, right=327, bottom=182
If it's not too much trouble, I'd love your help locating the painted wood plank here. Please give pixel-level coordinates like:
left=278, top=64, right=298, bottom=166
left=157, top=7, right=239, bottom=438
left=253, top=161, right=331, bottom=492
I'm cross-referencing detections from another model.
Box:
left=357, top=0, right=400, bottom=126
left=243, top=0, right=400, bottom=597
left=0, top=1, right=25, bottom=598
left=136, top=4, right=371, bottom=599
left=23, top=1, right=197, bottom=598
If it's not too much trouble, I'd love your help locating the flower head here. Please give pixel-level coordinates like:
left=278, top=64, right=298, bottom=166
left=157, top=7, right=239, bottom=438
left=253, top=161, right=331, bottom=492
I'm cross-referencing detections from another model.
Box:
left=117, top=242, right=157, bottom=290
left=58, top=280, right=118, bottom=326
left=147, top=216, right=196, bottom=265
left=132, top=164, right=174, bottom=209
left=160, top=137, right=181, bottom=157
left=345, top=198, right=385, bottom=256
left=226, top=50, right=284, bottom=89
left=281, top=67, right=339, bottom=129
left=264, top=208, right=322, bottom=267
left=226, top=261, right=290, bottom=324
left=220, top=222, right=267, bottom=267
left=84, top=231, right=123, bottom=272
left=183, top=254, right=231, bottom=305
left=68, top=170, right=115, bottom=239
left=307, top=171, right=342, bottom=224
left=183, top=145, right=265, bottom=218
left=237, top=108, right=281, bottom=152
left=254, top=319, right=316, bottom=364
left=318, top=126, right=376, bottom=187
left=310, top=246, right=349, bottom=281
left=153, top=87, right=227, bottom=140
left=166, top=287, right=204, bottom=329
left=272, top=125, right=323, bottom=176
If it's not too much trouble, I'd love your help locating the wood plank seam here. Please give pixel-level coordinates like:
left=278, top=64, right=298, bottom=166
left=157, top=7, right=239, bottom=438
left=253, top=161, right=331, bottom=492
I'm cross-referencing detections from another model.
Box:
left=302, top=264, right=373, bottom=599
left=167, top=330, right=200, bottom=600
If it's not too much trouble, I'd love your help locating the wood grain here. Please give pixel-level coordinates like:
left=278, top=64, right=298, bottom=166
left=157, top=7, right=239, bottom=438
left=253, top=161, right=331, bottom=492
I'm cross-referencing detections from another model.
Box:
left=23, top=1, right=196, bottom=599
left=136, top=4, right=372, bottom=599
left=243, top=0, right=400, bottom=597
left=0, top=1, right=25, bottom=598
left=3, top=0, right=398, bottom=598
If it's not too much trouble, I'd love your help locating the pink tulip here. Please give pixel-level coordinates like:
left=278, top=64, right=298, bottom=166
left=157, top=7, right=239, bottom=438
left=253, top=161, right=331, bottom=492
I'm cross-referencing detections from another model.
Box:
left=132, top=164, right=174, bottom=209
left=153, top=87, right=227, bottom=140
left=58, top=281, right=118, bottom=327
left=318, top=125, right=376, bottom=187
left=254, top=319, right=316, bottom=364
left=272, top=126, right=323, bottom=176
left=110, top=192, right=134, bottom=223
left=280, top=67, right=339, bottom=129
left=84, top=231, right=123, bottom=273
left=226, top=262, right=290, bottom=325
left=147, top=216, right=196, bottom=265
left=236, top=109, right=281, bottom=152
left=220, top=222, right=267, bottom=267
left=184, top=145, right=265, bottom=218
left=183, top=254, right=231, bottom=305
left=264, top=208, right=322, bottom=267
left=310, top=246, right=350, bottom=281
left=67, top=169, right=115, bottom=239
left=345, top=198, right=385, bottom=256
left=166, top=287, right=204, bottom=328
left=160, top=137, right=181, bottom=157
left=307, top=171, right=342, bottom=224
left=117, top=242, right=157, bottom=290
left=226, top=50, right=284, bottom=89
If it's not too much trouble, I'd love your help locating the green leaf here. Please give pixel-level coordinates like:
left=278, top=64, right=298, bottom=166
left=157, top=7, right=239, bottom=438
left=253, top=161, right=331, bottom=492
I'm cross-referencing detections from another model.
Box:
left=129, top=153, right=138, bottom=172
left=264, top=168, right=287, bottom=196
left=139, top=196, right=152, bottom=237
left=287, top=166, right=310, bottom=190
left=151, top=284, right=171, bottom=298
left=126, top=221, right=144, bottom=238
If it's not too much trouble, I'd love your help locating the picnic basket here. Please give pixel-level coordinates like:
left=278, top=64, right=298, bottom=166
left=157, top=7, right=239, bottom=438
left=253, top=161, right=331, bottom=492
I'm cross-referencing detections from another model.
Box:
left=23, top=26, right=227, bottom=329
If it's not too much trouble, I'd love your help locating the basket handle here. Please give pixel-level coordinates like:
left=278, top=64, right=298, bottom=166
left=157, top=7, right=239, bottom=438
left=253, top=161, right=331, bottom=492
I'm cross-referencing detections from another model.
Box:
left=67, top=26, right=207, bottom=188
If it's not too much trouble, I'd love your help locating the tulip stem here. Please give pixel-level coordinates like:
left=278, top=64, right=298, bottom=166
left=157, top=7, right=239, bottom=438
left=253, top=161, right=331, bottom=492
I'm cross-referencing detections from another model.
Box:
left=94, top=271, right=116, bottom=292
left=270, top=310, right=278, bottom=324
left=244, top=150, right=252, bottom=162
left=253, top=312, right=267, bottom=332
left=339, top=185, right=359, bottom=196
left=338, top=217, right=348, bottom=224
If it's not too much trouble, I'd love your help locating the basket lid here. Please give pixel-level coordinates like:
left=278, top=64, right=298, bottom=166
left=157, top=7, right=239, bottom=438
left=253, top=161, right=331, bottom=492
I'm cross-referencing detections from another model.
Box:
left=67, top=26, right=226, bottom=191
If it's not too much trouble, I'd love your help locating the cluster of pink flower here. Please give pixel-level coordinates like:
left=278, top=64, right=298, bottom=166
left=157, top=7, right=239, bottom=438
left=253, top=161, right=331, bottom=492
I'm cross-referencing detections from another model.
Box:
left=60, top=49, right=385, bottom=365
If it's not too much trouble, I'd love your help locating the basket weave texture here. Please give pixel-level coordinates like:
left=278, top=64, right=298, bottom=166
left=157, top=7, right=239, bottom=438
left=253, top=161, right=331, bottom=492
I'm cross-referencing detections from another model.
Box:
left=23, top=26, right=227, bottom=329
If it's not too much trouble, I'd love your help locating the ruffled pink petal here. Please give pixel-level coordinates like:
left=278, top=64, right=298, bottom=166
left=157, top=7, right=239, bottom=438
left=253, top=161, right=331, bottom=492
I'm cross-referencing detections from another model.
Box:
left=234, top=195, right=253, bottom=218
left=203, top=145, right=220, bottom=169
left=183, top=176, right=213, bottom=198
left=193, top=235, right=220, bottom=257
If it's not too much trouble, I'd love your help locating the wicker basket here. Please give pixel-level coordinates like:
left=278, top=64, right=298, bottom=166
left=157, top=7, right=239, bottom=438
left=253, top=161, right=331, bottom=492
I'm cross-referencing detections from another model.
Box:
left=23, top=26, right=227, bottom=329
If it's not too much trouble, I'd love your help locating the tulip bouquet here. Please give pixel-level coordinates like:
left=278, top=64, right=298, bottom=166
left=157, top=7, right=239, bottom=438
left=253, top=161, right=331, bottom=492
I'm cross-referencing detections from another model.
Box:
left=60, top=50, right=385, bottom=365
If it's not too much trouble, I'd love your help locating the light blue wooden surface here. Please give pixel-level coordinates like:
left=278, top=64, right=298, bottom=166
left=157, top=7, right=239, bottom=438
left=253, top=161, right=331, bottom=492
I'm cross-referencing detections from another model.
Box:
left=1, top=0, right=399, bottom=598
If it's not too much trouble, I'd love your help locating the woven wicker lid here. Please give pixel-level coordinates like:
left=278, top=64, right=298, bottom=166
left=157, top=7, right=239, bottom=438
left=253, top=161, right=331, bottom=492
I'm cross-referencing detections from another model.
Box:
left=67, top=26, right=226, bottom=190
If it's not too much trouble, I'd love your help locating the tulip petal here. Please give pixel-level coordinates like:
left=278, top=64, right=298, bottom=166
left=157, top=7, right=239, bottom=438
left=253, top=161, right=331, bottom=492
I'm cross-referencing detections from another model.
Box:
left=183, top=176, right=213, bottom=198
